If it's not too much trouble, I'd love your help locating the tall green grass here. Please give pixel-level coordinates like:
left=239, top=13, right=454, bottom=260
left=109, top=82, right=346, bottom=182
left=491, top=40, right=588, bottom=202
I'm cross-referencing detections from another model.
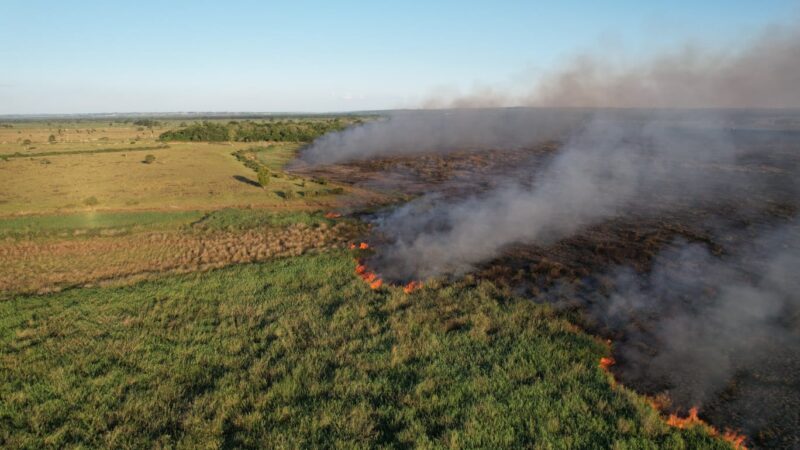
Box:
left=0, top=210, right=202, bottom=239
left=0, top=251, right=729, bottom=448
left=189, top=208, right=335, bottom=231
left=0, top=209, right=338, bottom=239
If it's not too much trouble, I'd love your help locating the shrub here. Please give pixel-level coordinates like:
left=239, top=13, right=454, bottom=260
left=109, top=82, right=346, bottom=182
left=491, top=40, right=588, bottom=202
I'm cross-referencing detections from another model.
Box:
left=48, top=135, right=56, bottom=143
left=22, top=139, right=31, bottom=146
left=133, top=119, right=161, bottom=127
left=83, top=196, right=99, bottom=206
left=257, top=167, right=271, bottom=188
left=143, top=154, right=156, bottom=164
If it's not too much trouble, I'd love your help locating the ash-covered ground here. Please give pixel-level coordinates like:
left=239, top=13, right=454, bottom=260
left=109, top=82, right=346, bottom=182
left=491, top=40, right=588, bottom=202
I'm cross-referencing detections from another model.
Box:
left=291, top=109, right=800, bottom=449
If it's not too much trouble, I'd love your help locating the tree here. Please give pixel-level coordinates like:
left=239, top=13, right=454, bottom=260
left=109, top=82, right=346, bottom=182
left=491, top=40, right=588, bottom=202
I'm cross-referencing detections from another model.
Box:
left=257, top=167, right=271, bottom=188
left=143, top=154, right=156, bottom=164
left=48, top=134, right=56, bottom=144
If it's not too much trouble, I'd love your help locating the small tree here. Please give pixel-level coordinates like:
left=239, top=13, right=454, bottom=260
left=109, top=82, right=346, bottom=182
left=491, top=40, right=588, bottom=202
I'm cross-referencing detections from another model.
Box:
left=143, top=154, right=156, bottom=164
left=48, top=134, right=56, bottom=144
left=257, top=167, right=271, bottom=188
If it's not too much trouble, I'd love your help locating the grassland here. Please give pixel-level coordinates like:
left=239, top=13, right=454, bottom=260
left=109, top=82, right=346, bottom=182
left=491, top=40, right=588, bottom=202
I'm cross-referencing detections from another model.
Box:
left=0, top=118, right=737, bottom=449
left=0, top=118, right=371, bottom=296
left=0, top=141, right=349, bottom=216
left=0, top=250, right=728, bottom=449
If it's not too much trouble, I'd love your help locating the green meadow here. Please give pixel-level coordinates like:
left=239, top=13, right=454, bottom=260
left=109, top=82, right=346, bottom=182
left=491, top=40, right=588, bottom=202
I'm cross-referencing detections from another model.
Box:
left=0, top=251, right=727, bottom=449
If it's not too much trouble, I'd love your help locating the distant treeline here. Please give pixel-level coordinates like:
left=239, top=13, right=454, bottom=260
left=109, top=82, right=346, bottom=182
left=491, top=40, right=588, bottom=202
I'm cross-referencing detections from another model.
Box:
left=159, top=118, right=360, bottom=142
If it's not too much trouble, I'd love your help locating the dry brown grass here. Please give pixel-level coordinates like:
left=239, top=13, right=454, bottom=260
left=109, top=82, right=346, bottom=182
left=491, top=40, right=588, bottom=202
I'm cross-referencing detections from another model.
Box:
left=0, top=221, right=354, bottom=295
left=0, top=121, right=164, bottom=154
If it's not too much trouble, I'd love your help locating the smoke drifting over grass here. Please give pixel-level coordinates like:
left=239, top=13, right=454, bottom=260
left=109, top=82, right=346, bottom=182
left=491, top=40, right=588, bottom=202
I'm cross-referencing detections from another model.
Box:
left=349, top=115, right=800, bottom=445
left=295, top=22, right=800, bottom=447
left=368, top=113, right=791, bottom=280
left=300, top=27, right=800, bottom=166
left=602, top=221, right=800, bottom=444
left=298, top=108, right=586, bottom=165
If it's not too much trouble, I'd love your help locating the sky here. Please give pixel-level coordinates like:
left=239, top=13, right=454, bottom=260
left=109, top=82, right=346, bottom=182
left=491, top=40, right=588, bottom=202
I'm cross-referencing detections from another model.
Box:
left=1, top=0, right=798, bottom=114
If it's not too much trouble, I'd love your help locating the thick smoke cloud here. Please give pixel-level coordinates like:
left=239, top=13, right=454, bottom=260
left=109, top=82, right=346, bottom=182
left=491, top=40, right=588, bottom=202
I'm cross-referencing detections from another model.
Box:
left=529, top=27, right=800, bottom=109
left=368, top=115, right=763, bottom=281
left=299, top=27, right=800, bottom=166
left=422, top=26, right=800, bottom=110
left=298, top=108, right=587, bottom=164
left=291, top=22, right=800, bottom=446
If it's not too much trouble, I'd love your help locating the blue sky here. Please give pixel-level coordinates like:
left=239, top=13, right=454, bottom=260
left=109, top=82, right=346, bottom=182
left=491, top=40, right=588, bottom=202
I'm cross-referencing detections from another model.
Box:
left=1, top=0, right=797, bottom=114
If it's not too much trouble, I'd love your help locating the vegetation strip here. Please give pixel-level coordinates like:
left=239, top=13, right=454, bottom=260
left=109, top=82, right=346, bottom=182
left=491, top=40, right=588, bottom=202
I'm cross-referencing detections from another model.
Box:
left=0, top=144, right=169, bottom=159
left=159, top=118, right=359, bottom=142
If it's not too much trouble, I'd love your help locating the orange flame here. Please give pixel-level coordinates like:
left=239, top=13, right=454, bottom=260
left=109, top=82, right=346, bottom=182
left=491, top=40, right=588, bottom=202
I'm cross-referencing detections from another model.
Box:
left=666, top=407, right=748, bottom=449
left=324, top=212, right=341, bottom=218
left=721, top=430, right=748, bottom=449
left=354, top=259, right=383, bottom=289
left=597, top=345, right=747, bottom=449
left=359, top=242, right=369, bottom=249
left=403, top=281, right=423, bottom=294
left=599, top=357, right=615, bottom=370
left=666, top=407, right=703, bottom=429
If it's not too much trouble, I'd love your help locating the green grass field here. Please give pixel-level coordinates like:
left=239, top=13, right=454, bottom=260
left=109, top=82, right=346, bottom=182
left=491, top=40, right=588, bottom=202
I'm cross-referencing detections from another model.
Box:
left=0, top=251, right=727, bottom=449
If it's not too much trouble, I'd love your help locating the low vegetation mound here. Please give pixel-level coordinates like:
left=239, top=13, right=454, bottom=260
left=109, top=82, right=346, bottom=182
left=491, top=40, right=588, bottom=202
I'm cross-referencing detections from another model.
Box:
left=0, top=252, right=728, bottom=448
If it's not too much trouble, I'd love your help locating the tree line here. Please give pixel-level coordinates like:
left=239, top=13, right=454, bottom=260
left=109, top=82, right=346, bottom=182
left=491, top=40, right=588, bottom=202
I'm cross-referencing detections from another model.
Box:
left=158, top=118, right=359, bottom=142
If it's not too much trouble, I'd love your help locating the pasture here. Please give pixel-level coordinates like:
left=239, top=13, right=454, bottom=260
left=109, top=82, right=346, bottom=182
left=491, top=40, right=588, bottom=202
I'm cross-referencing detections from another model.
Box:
left=0, top=250, right=728, bottom=449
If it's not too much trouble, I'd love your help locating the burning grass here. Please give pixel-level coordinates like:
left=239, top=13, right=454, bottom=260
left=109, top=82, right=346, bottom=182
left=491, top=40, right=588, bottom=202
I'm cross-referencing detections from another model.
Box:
left=351, top=242, right=425, bottom=293
left=666, top=408, right=748, bottom=450
left=0, top=250, right=732, bottom=448
left=599, top=354, right=749, bottom=449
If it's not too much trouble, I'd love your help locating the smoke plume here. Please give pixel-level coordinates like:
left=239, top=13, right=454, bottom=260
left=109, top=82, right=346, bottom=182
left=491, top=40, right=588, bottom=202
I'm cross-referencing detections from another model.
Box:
left=298, top=108, right=587, bottom=164
left=421, top=26, right=800, bottom=110
left=368, top=113, right=789, bottom=281
left=292, top=21, right=800, bottom=447
left=529, top=27, right=800, bottom=109
left=598, top=220, right=800, bottom=442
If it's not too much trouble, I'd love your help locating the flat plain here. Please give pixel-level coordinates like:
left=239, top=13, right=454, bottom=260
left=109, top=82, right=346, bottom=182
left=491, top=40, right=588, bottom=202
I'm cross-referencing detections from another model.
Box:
left=0, top=117, right=741, bottom=449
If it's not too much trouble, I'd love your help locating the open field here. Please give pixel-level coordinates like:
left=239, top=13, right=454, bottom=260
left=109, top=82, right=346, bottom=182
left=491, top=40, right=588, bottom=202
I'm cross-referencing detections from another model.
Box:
left=0, top=250, right=728, bottom=449
left=0, top=115, right=762, bottom=449
left=0, top=141, right=351, bottom=216
left=0, top=120, right=168, bottom=156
